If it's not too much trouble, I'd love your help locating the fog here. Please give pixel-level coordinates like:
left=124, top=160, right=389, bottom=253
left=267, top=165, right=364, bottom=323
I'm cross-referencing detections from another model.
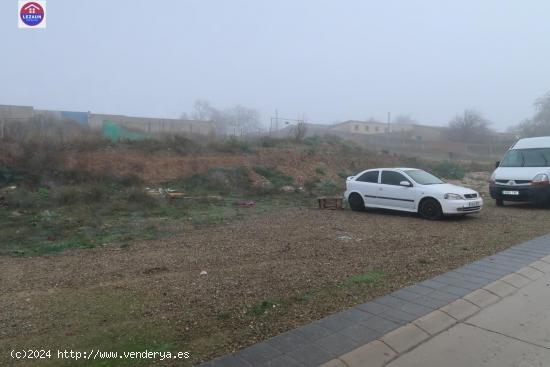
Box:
left=2, top=0, right=550, bottom=130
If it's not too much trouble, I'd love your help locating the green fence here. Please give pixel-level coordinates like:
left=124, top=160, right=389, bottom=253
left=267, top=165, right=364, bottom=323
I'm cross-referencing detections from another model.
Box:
left=102, top=121, right=149, bottom=142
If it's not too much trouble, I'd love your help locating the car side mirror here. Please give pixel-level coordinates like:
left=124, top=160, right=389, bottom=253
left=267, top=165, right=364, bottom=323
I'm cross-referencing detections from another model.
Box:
left=399, top=181, right=412, bottom=187
left=495, top=161, right=500, bottom=168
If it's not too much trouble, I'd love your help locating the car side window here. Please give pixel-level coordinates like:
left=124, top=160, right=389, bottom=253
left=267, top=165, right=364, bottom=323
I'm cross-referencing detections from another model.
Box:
left=356, top=170, right=379, bottom=183
left=381, top=171, right=409, bottom=186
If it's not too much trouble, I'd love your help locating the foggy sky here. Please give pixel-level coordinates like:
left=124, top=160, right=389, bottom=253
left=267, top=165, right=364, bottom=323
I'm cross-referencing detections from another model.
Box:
left=2, top=0, right=550, bottom=131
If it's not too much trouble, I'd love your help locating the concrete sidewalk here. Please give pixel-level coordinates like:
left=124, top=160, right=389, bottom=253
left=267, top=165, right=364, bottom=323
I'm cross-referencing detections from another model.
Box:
left=324, top=256, right=550, bottom=367
left=384, top=264, right=550, bottom=367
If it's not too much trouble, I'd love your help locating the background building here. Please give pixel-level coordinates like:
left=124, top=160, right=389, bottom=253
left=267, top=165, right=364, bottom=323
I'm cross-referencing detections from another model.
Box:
left=0, top=104, right=216, bottom=140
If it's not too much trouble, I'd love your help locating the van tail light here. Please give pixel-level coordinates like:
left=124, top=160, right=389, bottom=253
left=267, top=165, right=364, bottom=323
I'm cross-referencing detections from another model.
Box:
left=532, top=174, right=550, bottom=186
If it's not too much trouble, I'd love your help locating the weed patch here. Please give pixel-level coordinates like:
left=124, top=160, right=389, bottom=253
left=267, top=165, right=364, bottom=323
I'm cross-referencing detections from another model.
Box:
left=344, top=271, right=385, bottom=286
left=249, top=299, right=280, bottom=316
left=179, top=167, right=252, bottom=195
left=253, top=166, right=293, bottom=189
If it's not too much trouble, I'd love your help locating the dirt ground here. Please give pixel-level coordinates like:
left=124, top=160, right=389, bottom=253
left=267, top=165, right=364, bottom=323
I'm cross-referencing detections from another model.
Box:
left=2, top=176, right=550, bottom=366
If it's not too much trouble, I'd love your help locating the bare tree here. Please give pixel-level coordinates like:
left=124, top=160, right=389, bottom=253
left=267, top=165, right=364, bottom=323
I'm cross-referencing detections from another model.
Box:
left=393, top=114, right=417, bottom=124
left=187, top=99, right=227, bottom=134
left=448, top=109, right=493, bottom=143
left=183, top=100, right=262, bottom=135
left=233, top=105, right=261, bottom=135
left=290, top=121, right=308, bottom=141
left=515, top=92, right=550, bottom=137
left=191, top=99, right=214, bottom=121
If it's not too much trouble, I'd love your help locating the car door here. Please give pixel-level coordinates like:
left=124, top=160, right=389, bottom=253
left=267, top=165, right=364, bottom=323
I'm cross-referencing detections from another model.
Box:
left=377, top=170, right=416, bottom=210
left=353, top=170, right=380, bottom=207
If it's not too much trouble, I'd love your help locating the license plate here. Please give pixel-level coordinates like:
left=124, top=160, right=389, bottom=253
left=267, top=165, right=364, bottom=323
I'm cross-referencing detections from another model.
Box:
left=468, top=201, right=481, bottom=207
left=502, top=190, right=519, bottom=195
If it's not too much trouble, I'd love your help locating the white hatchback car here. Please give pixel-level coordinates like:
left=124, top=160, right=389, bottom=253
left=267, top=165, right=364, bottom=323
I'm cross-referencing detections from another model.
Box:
left=344, top=168, right=483, bottom=219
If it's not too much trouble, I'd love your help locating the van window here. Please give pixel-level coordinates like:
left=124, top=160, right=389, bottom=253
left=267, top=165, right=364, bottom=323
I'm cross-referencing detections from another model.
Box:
left=500, top=148, right=550, bottom=167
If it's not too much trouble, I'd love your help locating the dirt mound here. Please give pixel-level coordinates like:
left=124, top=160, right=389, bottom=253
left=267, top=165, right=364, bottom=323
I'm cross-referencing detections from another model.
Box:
left=62, top=149, right=250, bottom=183
left=57, top=147, right=402, bottom=185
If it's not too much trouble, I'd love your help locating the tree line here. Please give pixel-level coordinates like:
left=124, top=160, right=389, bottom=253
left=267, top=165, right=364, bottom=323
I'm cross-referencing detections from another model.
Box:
left=446, top=91, right=550, bottom=143
left=181, top=100, right=262, bottom=136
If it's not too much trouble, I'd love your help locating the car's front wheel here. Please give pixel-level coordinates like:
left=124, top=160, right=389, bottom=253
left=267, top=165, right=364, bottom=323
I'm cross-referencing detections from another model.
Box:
left=496, top=198, right=504, bottom=206
left=348, top=193, right=365, bottom=212
left=419, top=198, right=443, bottom=220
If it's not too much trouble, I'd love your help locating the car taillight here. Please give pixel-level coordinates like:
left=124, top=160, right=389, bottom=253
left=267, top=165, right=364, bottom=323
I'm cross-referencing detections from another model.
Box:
left=532, top=173, right=550, bottom=186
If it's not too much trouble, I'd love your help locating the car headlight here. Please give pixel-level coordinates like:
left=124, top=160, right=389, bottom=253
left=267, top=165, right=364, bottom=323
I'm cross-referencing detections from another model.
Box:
left=444, top=193, right=464, bottom=200
left=490, top=172, right=496, bottom=184
left=532, top=173, right=550, bottom=186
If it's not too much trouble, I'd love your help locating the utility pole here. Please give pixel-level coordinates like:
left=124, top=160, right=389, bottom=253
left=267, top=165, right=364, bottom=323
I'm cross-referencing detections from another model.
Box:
left=275, top=109, right=279, bottom=132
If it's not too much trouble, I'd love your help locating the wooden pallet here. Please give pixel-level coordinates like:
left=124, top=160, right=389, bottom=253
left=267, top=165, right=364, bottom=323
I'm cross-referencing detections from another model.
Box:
left=318, top=197, right=343, bottom=210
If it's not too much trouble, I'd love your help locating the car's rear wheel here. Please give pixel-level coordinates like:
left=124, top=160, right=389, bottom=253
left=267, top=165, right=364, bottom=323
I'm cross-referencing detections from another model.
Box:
left=496, top=198, right=504, bottom=206
left=348, top=193, right=365, bottom=212
left=419, top=198, right=443, bottom=220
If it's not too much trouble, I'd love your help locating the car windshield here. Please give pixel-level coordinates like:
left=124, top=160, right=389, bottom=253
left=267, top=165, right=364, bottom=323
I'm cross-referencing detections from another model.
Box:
left=404, top=169, right=445, bottom=185
left=500, top=148, right=550, bottom=167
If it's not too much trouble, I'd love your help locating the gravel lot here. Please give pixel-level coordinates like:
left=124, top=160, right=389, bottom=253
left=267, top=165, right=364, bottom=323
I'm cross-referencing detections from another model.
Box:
left=2, top=177, right=550, bottom=366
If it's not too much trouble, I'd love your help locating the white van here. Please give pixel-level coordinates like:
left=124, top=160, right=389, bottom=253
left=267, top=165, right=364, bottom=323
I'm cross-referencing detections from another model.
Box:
left=490, top=136, right=550, bottom=206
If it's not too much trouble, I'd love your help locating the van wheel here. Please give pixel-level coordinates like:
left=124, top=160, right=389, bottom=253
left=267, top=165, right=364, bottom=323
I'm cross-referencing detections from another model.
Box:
left=348, top=193, right=365, bottom=212
left=419, top=198, right=443, bottom=220
left=496, top=199, right=504, bottom=206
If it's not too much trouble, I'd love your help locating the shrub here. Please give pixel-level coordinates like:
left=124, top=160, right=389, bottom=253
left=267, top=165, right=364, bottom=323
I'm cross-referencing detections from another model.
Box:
left=86, top=184, right=108, bottom=203
left=52, top=186, right=84, bottom=206
left=467, top=160, right=492, bottom=172
left=51, top=184, right=111, bottom=206
left=0, top=166, right=25, bottom=186
left=12, top=142, right=63, bottom=185
left=303, top=177, right=321, bottom=195
left=315, top=179, right=340, bottom=196
left=304, top=147, right=316, bottom=156
left=337, top=171, right=352, bottom=179
left=303, top=135, right=322, bottom=146
left=431, top=161, right=466, bottom=179
left=253, top=166, right=293, bottom=188
left=258, top=136, right=283, bottom=148
left=314, top=167, right=326, bottom=176
left=3, top=189, right=43, bottom=209
left=209, top=137, right=253, bottom=154
left=338, top=142, right=360, bottom=155
left=123, top=187, right=159, bottom=207
left=37, top=187, right=49, bottom=200
left=182, top=166, right=252, bottom=195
